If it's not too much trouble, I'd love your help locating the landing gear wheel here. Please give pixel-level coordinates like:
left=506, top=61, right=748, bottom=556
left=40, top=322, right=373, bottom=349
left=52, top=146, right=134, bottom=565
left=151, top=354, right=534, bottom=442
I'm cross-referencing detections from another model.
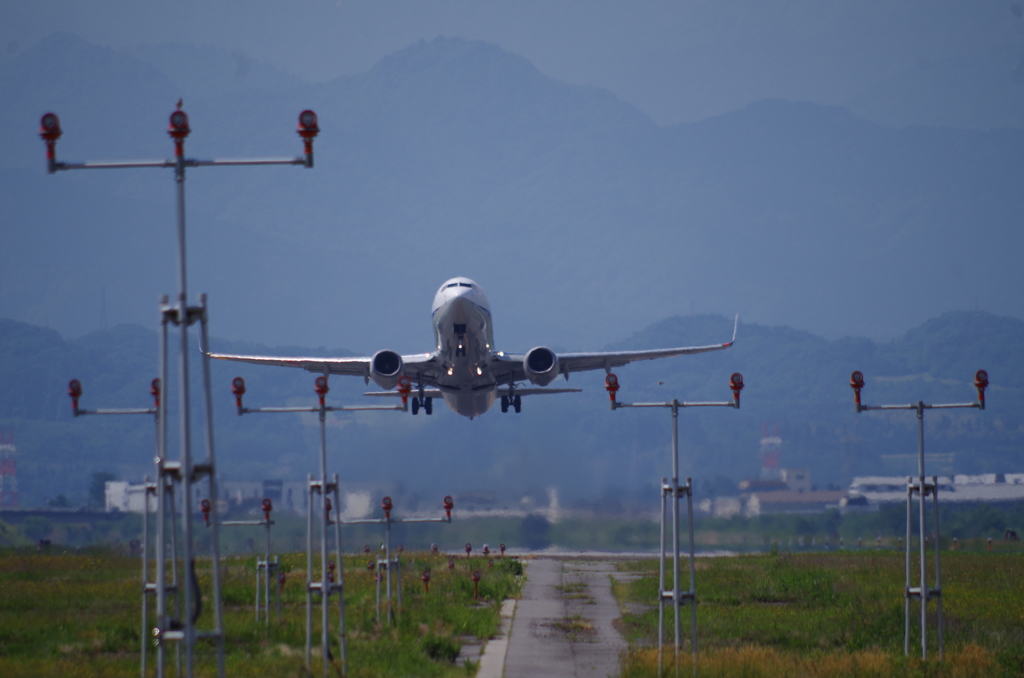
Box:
left=411, top=398, right=420, bottom=415
left=501, top=396, right=509, bottom=413
left=424, top=397, right=433, bottom=415
left=513, top=395, right=522, bottom=413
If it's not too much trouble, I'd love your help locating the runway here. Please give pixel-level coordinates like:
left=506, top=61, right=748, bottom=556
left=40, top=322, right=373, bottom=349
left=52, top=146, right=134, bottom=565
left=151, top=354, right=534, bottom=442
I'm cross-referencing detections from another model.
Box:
left=486, top=557, right=629, bottom=678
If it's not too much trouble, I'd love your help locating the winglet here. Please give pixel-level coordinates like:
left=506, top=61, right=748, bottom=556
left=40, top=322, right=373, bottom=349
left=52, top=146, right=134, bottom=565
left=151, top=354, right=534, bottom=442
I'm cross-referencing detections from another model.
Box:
left=197, top=331, right=209, bottom=357
left=729, top=314, right=739, bottom=346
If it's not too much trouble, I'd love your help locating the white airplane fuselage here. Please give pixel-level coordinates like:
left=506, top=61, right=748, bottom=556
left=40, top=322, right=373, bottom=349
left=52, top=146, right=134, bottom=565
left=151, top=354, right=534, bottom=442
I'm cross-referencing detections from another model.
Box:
left=429, top=278, right=498, bottom=418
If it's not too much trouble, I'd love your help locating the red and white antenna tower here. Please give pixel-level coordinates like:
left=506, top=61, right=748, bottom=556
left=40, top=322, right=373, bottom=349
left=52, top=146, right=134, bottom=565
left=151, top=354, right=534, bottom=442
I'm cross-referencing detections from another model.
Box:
left=0, top=429, right=18, bottom=508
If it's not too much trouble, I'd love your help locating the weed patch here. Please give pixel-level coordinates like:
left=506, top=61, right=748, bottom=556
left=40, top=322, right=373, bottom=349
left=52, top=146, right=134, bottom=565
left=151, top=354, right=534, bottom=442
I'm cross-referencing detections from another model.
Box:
left=0, top=548, right=521, bottom=677
left=614, top=552, right=1024, bottom=677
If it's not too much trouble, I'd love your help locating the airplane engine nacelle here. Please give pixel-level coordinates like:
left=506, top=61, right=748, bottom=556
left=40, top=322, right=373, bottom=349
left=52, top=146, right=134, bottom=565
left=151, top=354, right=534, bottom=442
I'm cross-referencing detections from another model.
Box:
left=523, top=347, right=559, bottom=387
left=370, top=350, right=405, bottom=390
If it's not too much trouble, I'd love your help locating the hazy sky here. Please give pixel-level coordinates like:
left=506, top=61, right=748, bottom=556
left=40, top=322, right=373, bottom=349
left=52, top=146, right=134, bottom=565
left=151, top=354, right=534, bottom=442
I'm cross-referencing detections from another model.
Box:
left=3, top=1, right=1023, bottom=351
left=4, top=0, right=1024, bottom=129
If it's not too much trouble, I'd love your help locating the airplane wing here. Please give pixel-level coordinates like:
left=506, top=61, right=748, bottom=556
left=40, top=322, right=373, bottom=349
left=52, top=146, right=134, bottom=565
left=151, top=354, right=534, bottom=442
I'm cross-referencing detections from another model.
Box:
left=492, top=315, right=737, bottom=381
left=203, top=348, right=438, bottom=379
left=363, top=388, right=445, bottom=398
left=362, top=387, right=581, bottom=397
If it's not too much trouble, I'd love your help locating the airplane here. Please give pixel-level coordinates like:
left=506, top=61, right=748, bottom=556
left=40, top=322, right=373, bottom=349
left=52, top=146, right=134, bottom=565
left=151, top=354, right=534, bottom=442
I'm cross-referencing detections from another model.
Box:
left=204, top=277, right=736, bottom=419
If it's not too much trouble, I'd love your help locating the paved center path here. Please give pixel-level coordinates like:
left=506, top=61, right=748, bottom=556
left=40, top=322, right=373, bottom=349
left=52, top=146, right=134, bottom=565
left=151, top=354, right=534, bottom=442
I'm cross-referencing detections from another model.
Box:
left=503, top=558, right=627, bottom=678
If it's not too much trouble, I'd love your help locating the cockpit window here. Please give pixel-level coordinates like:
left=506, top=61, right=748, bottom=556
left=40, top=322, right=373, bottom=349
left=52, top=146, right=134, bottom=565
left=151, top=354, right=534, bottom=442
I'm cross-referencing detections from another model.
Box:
left=459, top=282, right=473, bottom=288
left=446, top=283, right=459, bottom=288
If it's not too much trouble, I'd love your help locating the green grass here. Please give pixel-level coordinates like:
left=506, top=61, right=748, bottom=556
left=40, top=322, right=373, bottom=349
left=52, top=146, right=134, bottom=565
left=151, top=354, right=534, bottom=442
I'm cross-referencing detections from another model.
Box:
left=614, top=551, right=1024, bottom=677
left=0, top=548, right=523, bottom=677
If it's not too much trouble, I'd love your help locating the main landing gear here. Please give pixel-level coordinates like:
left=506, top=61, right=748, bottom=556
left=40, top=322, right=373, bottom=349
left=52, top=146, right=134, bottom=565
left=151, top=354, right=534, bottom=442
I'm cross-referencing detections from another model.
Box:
left=411, top=397, right=433, bottom=415
left=500, top=395, right=521, bottom=413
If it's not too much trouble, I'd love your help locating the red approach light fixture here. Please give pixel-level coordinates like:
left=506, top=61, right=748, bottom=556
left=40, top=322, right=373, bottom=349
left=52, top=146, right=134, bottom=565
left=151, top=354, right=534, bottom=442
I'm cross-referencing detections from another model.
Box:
left=364, top=544, right=371, bottom=554
left=168, top=107, right=191, bottom=156
left=499, top=544, right=506, bottom=557
left=325, top=497, right=332, bottom=517
left=232, top=377, right=246, bottom=412
left=314, top=376, right=329, bottom=406
left=297, top=109, right=319, bottom=167
left=367, top=560, right=375, bottom=571
left=482, top=544, right=490, bottom=556
left=200, top=499, right=212, bottom=527
left=150, top=378, right=161, bottom=408
left=975, top=370, right=989, bottom=409
left=465, top=542, right=472, bottom=558
left=397, top=376, right=412, bottom=409
left=261, top=498, right=273, bottom=521
left=443, top=495, right=454, bottom=518
left=850, top=370, right=865, bottom=412
left=448, top=558, right=455, bottom=570
left=421, top=569, right=431, bottom=593
left=68, top=379, right=83, bottom=416
left=40, top=113, right=62, bottom=173
left=381, top=496, right=392, bottom=518
left=730, top=372, right=744, bottom=408
left=431, top=543, right=439, bottom=554
left=471, top=570, right=481, bottom=598
left=605, top=373, right=619, bottom=408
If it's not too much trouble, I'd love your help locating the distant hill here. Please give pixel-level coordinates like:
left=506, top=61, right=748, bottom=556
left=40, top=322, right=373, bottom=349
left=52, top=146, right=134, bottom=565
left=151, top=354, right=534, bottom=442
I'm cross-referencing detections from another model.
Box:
left=1, top=311, right=1019, bottom=508
left=1, top=34, right=1022, bottom=357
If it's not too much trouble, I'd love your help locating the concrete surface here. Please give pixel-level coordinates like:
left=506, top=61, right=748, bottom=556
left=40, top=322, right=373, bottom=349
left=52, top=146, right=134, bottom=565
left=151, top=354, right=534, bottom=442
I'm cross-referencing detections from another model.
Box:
left=503, top=558, right=627, bottom=678
left=475, top=598, right=517, bottom=678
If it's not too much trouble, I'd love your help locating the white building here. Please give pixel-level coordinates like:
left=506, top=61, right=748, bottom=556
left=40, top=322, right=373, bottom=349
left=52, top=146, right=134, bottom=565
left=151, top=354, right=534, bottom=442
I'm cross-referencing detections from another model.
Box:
left=845, top=473, right=1024, bottom=506
left=105, top=481, right=157, bottom=513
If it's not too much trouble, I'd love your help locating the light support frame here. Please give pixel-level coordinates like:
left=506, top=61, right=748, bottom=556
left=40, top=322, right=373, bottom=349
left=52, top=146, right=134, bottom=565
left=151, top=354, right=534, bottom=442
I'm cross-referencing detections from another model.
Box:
left=232, top=375, right=404, bottom=677
left=66, top=380, right=164, bottom=677
left=605, top=372, right=743, bottom=671
left=340, top=495, right=454, bottom=623
left=45, top=106, right=318, bottom=678
left=205, top=498, right=280, bottom=626
left=849, top=369, right=988, bottom=660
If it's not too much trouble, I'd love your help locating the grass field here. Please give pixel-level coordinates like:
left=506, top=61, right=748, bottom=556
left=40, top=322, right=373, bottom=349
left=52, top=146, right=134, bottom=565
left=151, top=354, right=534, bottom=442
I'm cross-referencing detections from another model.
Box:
left=614, top=547, right=1024, bottom=677
left=0, top=547, right=523, bottom=678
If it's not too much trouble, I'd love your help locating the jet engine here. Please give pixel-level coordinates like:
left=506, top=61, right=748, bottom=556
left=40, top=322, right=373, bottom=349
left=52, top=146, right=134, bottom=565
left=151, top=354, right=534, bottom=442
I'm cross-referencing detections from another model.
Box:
left=523, top=346, right=559, bottom=387
left=370, top=350, right=404, bottom=390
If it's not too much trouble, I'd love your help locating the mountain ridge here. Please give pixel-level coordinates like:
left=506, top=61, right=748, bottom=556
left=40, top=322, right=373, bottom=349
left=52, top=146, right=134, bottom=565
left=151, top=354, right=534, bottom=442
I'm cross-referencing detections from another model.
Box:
left=2, top=34, right=1021, bottom=357
left=1, top=310, right=1019, bottom=508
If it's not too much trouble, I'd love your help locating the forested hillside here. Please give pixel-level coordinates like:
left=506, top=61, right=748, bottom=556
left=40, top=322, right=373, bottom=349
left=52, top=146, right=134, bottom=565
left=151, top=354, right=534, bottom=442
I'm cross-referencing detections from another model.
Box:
left=1, top=311, right=1019, bottom=508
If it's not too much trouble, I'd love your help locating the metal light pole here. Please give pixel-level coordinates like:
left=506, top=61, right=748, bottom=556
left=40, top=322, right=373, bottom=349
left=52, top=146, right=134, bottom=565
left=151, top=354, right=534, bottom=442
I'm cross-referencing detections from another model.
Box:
left=849, top=369, right=988, bottom=660
left=201, top=497, right=279, bottom=626
left=67, top=379, right=160, bottom=676
left=43, top=106, right=320, bottom=678
left=341, top=494, right=454, bottom=623
left=231, top=374, right=406, bottom=677
left=604, top=372, right=744, bottom=669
